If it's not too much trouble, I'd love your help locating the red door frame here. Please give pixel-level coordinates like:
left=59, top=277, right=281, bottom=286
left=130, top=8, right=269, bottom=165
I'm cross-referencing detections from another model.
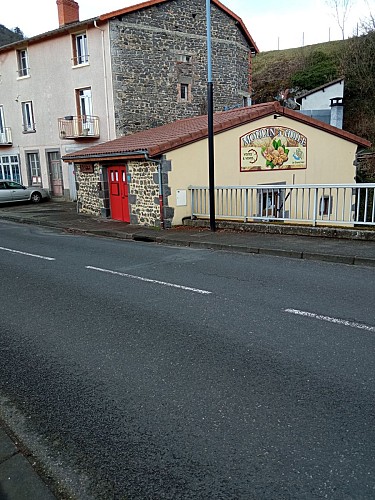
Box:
left=108, top=166, right=130, bottom=223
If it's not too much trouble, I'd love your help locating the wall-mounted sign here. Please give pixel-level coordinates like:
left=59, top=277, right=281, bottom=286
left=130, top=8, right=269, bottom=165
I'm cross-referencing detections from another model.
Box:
left=240, top=126, right=307, bottom=171
left=79, top=164, right=94, bottom=174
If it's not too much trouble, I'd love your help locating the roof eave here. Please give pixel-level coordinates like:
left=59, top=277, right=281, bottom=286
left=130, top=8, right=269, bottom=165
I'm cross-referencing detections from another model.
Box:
left=100, top=0, right=259, bottom=52
left=62, top=150, right=152, bottom=163
left=0, top=18, right=100, bottom=53
left=279, top=106, right=371, bottom=148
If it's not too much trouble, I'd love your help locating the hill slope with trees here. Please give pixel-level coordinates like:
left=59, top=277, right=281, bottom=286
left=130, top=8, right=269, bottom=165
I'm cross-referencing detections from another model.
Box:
left=0, top=24, right=24, bottom=46
left=252, top=32, right=375, bottom=179
left=252, top=34, right=375, bottom=145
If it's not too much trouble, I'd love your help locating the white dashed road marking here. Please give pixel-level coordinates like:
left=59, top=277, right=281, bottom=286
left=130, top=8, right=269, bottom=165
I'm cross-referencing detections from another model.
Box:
left=85, top=265, right=212, bottom=295
left=0, top=246, right=55, bottom=261
left=284, top=308, right=375, bottom=333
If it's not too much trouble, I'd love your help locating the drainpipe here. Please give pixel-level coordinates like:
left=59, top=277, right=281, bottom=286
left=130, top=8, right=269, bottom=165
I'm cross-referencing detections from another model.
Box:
left=144, top=154, right=164, bottom=229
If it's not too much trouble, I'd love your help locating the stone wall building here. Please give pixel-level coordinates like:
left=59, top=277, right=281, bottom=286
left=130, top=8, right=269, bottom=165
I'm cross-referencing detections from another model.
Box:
left=106, top=0, right=257, bottom=135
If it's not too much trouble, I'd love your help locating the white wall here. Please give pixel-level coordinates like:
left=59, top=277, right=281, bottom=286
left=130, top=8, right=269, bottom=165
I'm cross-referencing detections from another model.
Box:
left=0, top=22, right=115, bottom=195
left=299, top=81, right=344, bottom=111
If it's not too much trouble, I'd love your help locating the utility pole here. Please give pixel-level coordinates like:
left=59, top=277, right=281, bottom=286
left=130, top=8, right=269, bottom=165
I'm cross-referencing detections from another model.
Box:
left=206, top=0, right=216, bottom=232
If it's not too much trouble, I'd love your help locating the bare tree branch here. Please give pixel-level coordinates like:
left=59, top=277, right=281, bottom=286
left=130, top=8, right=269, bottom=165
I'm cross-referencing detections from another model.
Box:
left=326, top=0, right=353, bottom=39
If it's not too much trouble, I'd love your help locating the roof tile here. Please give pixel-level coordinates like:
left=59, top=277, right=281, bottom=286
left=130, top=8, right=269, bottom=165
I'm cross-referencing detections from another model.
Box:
left=63, top=102, right=371, bottom=162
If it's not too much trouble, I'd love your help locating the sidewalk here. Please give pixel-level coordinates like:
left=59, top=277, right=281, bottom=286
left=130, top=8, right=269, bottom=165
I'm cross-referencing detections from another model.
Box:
left=0, top=200, right=374, bottom=267
left=0, top=427, right=56, bottom=499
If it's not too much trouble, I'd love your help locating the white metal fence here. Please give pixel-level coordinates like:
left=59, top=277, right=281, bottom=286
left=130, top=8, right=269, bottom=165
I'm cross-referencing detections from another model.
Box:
left=189, top=184, right=375, bottom=227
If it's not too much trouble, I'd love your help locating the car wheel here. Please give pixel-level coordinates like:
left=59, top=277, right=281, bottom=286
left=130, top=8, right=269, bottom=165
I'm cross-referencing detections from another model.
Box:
left=30, top=192, right=42, bottom=203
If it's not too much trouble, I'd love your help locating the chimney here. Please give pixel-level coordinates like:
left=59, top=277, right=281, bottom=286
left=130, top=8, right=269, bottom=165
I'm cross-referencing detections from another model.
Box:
left=57, top=0, right=79, bottom=27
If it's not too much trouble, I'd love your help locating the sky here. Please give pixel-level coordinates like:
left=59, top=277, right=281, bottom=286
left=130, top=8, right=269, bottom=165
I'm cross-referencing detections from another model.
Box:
left=1, top=0, right=373, bottom=51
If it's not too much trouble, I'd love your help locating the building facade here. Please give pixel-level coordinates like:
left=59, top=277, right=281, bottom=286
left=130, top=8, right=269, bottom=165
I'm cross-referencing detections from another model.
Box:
left=0, top=0, right=258, bottom=199
left=63, top=102, right=371, bottom=228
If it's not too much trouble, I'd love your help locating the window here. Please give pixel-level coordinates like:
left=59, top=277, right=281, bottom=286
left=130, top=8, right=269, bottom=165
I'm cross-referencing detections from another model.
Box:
left=17, top=49, right=29, bottom=77
left=178, top=83, right=191, bottom=103
left=26, top=152, right=42, bottom=186
left=243, top=96, right=251, bottom=107
left=176, top=54, right=192, bottom=63
left=21, top=101, right=36, bottom=132
left=76, top=87, right=94, bottom=134
left=319, top=195, right=333, bottom=216
left=0, top=155, right=21, bottom=183
left=0, top=106, right=9, bottom=144
left=72, top=33, right=89, bottom=65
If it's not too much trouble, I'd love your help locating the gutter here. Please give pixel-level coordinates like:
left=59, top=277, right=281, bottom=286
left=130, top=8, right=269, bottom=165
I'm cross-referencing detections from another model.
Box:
left=62, top=150, right=149, bottom=162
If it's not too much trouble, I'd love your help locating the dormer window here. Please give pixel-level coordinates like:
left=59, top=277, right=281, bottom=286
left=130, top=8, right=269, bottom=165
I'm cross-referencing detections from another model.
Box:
left=17, top=49, right=29, bottom=77
left=72, top=32, right=89, bottom=66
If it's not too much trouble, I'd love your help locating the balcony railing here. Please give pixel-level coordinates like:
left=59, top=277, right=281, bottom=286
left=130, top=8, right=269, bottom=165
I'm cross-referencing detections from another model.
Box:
left=0, top=128, right=12, bottom=146
left=189, top=184, right=375, bottom=227
left=58, top=115, right=100, bottom=140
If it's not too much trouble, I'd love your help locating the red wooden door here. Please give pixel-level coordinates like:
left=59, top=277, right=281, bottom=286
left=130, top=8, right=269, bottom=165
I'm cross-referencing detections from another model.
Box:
left=108, top=166, right=130, bottom=222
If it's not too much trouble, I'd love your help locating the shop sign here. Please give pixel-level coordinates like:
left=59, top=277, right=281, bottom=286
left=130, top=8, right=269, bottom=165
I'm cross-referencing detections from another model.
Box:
left=79, top=164, right=94, bottom=173
left=240, top=126, right=307, bottom=171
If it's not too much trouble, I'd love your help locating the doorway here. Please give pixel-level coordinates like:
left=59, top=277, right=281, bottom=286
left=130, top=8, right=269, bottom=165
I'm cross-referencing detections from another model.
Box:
left=108, top=166, right=130, bottom=222
left=48, top=151, right=64, bottom=197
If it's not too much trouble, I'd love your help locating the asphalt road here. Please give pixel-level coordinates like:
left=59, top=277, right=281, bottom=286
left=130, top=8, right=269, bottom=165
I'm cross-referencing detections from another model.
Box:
left=0, top=220, right=374, bottom=499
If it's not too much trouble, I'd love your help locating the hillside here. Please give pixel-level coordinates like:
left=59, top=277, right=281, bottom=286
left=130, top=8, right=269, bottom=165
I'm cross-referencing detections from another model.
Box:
left=0, top=24, right=23, bottom=46
left=252, top=34, right=375, bottom=155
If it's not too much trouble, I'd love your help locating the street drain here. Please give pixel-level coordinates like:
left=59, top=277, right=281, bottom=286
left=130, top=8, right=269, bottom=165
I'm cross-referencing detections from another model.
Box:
left=133, top=235, right=155, bottom=242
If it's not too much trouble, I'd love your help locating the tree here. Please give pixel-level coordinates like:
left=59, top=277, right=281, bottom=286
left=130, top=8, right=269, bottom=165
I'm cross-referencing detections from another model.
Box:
left=291, top=51, right=338, bottom=91
left=12, top=27, right=25, bottom=39
left=360, top=0, right=375, bottom=33
left=340, top=30, right=375, bottom=143
left=326, top=0, right=353, bottom=39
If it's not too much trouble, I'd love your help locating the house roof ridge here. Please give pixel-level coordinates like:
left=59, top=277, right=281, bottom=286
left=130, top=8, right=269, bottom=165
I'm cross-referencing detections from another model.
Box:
left=296, top=78, right=344, bottom=100
left=0, top=17, right=99, bottom=53
left=63, top=101, right=370, bottom=163
left=0, top=0, right=258, bottom=53
left=99, top=0, right=258, bottom=52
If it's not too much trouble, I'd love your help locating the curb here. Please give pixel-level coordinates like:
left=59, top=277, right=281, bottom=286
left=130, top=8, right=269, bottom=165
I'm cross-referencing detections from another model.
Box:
left=1, top=215, right=374, bottom=268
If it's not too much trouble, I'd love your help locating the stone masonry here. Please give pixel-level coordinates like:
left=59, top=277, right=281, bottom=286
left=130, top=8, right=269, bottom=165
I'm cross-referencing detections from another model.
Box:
left=75, top=164, right=104, bottom=215
left=109, top=0, right=252, bottom=136
left=76, top=160, right=173, bottom=228
left=127, top=160, right=161, bottom=226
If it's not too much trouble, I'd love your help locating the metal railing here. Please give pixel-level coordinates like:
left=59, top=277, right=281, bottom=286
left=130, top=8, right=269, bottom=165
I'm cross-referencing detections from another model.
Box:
left=58, top=115, right=100, bottom=139
left=0, top=128, right=12, bottom=145
left=189, top=184, right=375, bottom=227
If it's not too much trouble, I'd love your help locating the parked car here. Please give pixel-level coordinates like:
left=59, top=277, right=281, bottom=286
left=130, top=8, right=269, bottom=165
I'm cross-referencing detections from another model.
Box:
left=0, top=180, right=50, bottom=204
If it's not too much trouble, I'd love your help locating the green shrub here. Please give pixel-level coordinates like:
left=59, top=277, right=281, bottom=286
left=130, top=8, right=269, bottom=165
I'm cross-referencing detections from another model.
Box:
left=291, top=51, right=338, bottom=91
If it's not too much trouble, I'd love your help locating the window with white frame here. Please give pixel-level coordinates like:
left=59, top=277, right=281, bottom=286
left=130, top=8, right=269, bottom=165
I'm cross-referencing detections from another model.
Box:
left=21, top=101, right=36, bottom=132
left=17, top=49, right=29, bottom=77
left=72, top=32, right=89, bottom=65
left=0, top=155, right=21, bottom=183
left=26, top=152, right=42, bottom=185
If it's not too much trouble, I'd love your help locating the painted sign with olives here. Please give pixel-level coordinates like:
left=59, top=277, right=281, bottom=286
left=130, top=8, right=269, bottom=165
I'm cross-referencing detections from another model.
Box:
left=240, top=127, right=307, bottom=172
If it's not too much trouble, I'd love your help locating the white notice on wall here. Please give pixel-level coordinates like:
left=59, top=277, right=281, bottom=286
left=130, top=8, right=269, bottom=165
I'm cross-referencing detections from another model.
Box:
left=176, top=189, right=187, bottom=206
